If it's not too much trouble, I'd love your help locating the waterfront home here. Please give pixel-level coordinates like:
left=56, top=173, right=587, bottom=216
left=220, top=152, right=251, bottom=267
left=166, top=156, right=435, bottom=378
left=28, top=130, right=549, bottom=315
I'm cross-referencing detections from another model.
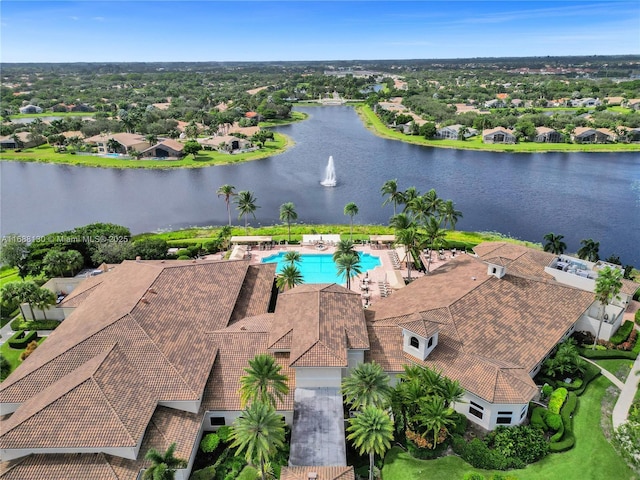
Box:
left=534, top=127, right=563, bottom=143
left=572, top=127, right=615, bottom=144
left=482, top=127, right=516, bottom=144
left=84, top=133, right=151, bottom=155
left=435, top=124, right=478, bottom=140
left=0, top=132, right=46, bottom=149
left=18, top=105, right=42, bottom=114
left=1, top=243, right=636, bottom=479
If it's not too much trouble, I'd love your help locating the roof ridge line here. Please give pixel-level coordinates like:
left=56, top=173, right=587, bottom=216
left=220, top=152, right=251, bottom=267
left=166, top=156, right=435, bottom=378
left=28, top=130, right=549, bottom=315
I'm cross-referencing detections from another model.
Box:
left=90, top=376, right=138, bottom=445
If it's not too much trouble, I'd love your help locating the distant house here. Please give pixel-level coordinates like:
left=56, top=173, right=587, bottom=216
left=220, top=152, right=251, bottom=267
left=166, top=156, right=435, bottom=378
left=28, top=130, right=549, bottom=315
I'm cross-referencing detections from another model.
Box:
left=570, top=98, right=601, bottom=108
left=604, top=97, right=624, bottom=106
left=435, top=124, right=478, bottom=140
left=0, top=132, right=46, bottom=149
left=198, top=135, right=251, bottom=153
left=18, top=104, right=43, bottom=114
left=84, top=133, right=150, bottom=154
left=618, top=127, right=640, bottom=143
left=141, top=139, right=185, bottom=159
left=484, top=99, right=506, bottom=109
left=572, top=127, right=615, bottom=144
left=482, top=128, right=516, bottom=144
left=534, top=127, right=563, bottom=143
left=625, top=99, right=640, bottom=110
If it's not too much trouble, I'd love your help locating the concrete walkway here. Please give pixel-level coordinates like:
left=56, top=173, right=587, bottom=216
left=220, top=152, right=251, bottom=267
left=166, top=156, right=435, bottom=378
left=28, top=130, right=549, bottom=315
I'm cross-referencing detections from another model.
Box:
left=581, top=356, right=625, bottom=390
left=289, top=387, right=346, bottom=467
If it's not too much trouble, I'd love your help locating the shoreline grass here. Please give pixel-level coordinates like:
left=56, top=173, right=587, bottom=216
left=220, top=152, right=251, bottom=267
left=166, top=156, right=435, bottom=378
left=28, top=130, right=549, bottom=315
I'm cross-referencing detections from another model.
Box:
left=355, top=104, right=640, bottom=153
left=0, top=133, right=291, bottom=169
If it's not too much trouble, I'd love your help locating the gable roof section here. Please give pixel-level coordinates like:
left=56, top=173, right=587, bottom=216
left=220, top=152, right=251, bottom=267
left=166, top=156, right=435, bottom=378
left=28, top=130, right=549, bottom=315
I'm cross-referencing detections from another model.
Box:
left=268, top=284, right=369, bottom=368
left=280, top=466, right=355, bottom=480
left=473, top=242, right=556, bottom=280
left=0, top=453, right=119, bottom=480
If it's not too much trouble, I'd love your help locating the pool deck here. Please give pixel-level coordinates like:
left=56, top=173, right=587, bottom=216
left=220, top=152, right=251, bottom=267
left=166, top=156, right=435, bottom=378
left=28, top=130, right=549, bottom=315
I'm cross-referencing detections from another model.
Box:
left=236, top=242, right=458, bottom=308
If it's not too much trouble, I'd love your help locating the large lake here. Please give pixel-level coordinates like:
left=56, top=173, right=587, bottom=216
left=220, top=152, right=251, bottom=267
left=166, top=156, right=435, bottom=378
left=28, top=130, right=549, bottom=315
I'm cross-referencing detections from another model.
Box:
left=1, top=106, right=639, bottom=267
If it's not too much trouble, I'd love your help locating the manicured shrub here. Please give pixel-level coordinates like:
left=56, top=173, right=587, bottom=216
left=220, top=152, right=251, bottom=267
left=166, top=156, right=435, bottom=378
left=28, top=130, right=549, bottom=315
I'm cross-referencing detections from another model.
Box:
left=10, top=317, right=22, bottom=331
left=548, top=388, right=568, bottom=414
left=463, top=473, right=486, bottom=480
left=8, top=330, right=38, bottom=349
left=200, top=433, right=220, bottom=453
left=177, top=255, right=191, bottom=260
left=236, top=466, right=260, bottom=480
left=456, top=437, right=511, bottom=470
left=0, top=355, right=11, bottom=381
left=216, top=426, right=233, bottom=443
left=544, top=412, right=563, bottom=431
left=635, top=309, right=640, bottom=325
left=190, top=465, right=217, bottom=480
left=541, top=383, right=553, bottom=399
left=618, top=329, right=637, bottom=351
left=573, top=363, right=601, bottom=396
left=490, top=474, right=520, bottom=480
left=556, top=378, right=583, bottom=390
left=487, top=425, right=549, bottom=465
left=610, top=321, right=634, bottom=345
left=578, top=348, right=637, bottom=360
left=19, top=340, right=39, bottom=361
left=407, top=434, right=449, bottom=459
left=530, top=407, right=547, bottom=430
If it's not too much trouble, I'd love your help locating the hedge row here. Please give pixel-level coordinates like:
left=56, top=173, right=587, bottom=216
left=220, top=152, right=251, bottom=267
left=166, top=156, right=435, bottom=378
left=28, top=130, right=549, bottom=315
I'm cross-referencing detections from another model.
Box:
left=610, top=321, right=635, bottom=345
left=548, top=388, right=568, bottom=414
left=8, top=330, right=39, bottom=349
left=578, top=348, right=637, bottom=360
left=550, top=391, right=577, bottom=452
left=635, top=309, right=640, bottom=325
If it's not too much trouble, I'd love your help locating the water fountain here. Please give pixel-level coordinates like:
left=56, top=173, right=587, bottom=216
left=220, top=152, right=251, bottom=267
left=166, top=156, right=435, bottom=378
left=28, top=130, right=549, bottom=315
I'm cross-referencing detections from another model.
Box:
left=320, top=155, right=337, bottom=187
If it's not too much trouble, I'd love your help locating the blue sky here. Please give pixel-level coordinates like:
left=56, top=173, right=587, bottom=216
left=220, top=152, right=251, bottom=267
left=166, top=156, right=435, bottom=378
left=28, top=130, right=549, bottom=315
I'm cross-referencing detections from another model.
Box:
left=1, top=1, right=639, bottom=63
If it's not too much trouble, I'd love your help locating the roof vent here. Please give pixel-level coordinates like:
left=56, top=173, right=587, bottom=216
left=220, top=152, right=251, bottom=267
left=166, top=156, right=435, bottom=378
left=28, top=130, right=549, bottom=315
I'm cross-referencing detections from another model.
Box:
left=140, top=297, right=149, bottom=304
left=307, top=473, right=318, bottom=480
left=147, top=288, right=157, bottom=294
left=240, top=326, right=247, bottom=331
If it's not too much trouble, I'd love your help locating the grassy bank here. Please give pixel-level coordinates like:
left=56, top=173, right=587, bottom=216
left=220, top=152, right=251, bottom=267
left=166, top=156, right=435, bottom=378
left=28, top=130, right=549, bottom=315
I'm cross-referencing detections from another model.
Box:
left=382, top=375, right=636, bottom=480
left=356, top=105, right=640, bottom=153
left=259, top=110, right=308, bottom=126
left=0, top=133, right=290, bottom=169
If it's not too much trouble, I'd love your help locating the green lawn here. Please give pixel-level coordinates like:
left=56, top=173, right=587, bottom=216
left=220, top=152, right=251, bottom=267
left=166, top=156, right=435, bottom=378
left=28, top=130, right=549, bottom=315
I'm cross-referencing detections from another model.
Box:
left=356, top=105, right=640, bottom=153
left=0, top=337, right=46, bottom=380
left=596, top=359, right=635, bottom=382
left=382, top=376, right=636, bottom=480
left=0, top=133, right=290, bottom=169
left=10, top=111, right=97, bottom=119
left=0, top=267, right=21, bottom=287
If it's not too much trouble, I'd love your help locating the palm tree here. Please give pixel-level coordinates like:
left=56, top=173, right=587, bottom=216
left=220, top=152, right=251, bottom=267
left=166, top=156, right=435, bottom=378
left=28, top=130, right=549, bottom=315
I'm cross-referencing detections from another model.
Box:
left=217, top=184, right=236, bottom=227
left=388, top=213, right=414, bottom=232
left=239, top=353, right=289, bottom=408
left=279, top=202, right=297, bottom=242
left=106, top=138, right=121, bottom=153
left=332, top=239, right=358, bottom=262
left=577, top=238, right=600, bottom=262
left=395, top=227, right=422, bottom=280
left=283, top=250, right=302, bottom=266
left=381, top=179, right=403, bottom=215
left=439, top=200, right=463, bottom=230
left=543, top=232, right=567, bottom=254
left=335, top=252, right=362, bottom=290
left=438, top=376, right=464, bottom=408
left=143, top=442, right=187, bottom=480
left=32, top=287, right=56, bottom=320
left=344, top=202, right=359, bottom=241
left=411, top=397, right=457, bottom=449
left=422, top=189, right=443, bottom=217
left=235, top=190, right=259, bottom=235
left=1, top=281, right=38, bottom=320
left=346, top=406, right=394, bottom=480
left=424, top=217, right=446, bottom=272
left=231, top=401, right=286, bottom=480
left=406, top=195, right=431, bottom=226
left=592, top=266, right=623, bottom=347
left=341, top=361, right=392, bottom=410
left=276, top=264, right=304, bottom=291
left=400, top=187, right=420, bottom=211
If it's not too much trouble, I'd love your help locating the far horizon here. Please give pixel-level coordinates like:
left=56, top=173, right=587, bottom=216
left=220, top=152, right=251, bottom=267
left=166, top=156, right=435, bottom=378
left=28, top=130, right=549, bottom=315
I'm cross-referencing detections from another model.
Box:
left=1, top=1, right=639, bottom=63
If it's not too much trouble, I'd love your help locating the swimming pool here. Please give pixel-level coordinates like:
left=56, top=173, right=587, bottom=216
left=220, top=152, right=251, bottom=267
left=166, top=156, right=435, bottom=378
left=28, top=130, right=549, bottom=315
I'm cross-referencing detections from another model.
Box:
left=261, top=252, right=381, bottom=284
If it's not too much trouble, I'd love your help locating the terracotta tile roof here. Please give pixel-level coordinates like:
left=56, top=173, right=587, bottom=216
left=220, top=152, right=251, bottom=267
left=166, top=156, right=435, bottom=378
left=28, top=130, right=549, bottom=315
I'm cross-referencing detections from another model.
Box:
left=280, top=466, right=355, bottom=480
left=57, top=274, right=107, bottom=307
left=398, top=317, right=440, bottom=338
left=229, top=264, right=277, bottom=324
left=0, top=453, right=119, bottom=479
left=268, top=284, right=369, bottom=367
left=202, top=331, right=295, bottom=411
left=621, top=279, right=640, bottom=296
left=473, top=242, right=556, bottom=280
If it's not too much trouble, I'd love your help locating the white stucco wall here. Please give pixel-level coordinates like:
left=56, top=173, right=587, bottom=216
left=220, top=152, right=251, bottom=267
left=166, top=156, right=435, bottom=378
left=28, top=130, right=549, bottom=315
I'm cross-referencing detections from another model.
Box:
left=402, top=329, right=438, bottom=360
left=157, top=399, right=201, bottom=414
left=347, top=350, right=365, bottom=372
left=575, top=305, right=624, bottom=341
left=0, top=445, right=139, bottom=462
left=295, top=367, right=343, bottom=388
left=456, top=392, right=529, bottom=430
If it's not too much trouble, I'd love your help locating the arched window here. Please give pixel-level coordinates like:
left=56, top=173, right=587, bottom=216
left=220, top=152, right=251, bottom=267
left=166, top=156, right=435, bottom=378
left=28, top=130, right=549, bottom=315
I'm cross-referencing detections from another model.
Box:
left=410, top=336, right=420, bottom=348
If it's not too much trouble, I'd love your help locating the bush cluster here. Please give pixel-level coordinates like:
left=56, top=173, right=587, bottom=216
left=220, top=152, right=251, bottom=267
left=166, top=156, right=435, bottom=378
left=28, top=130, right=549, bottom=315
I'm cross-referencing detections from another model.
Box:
left=544, top=412, right=563, bottom=431
left=530, top=407, right=547, bottom=430
left=200, top=433, right=220, bottom=453
left=611, top=321, right=635, bottom=345
left=541, top=384, right=553, bottom=399
left=550, top=392, right=577, bottom=452
left=8, top=330, right=38, bottom=349
left=462, top=473, right=520, bottom=480
left=635, top=309, right=640, bottom=325
left=548, top=388, right=568, bottom=414
left=19, top=340, right=39, bottom=361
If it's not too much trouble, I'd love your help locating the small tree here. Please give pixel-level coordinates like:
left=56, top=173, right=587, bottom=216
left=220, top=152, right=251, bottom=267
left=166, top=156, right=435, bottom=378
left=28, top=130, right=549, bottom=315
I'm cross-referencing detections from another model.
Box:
left=143, top=442, right=186, bottom=480
left=593, top=266, right=623, bottom=347
left=279, top=202, right=298, bottom=242
left=276, top=264, right=304, bottom=291
left=347, top=406, right=394, bottom=480
left=183, top=140, right=201, bottom=159
left=344, top=202, right=359, bottom=241
left=0, top=234, right=29, bottom=277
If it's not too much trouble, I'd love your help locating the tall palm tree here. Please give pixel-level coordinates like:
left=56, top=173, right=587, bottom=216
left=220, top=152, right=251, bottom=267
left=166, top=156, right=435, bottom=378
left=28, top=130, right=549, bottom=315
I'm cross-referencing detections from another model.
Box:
left=231, top=401, right=286, bottom=480
left=239, top=354, right=289, bottom=408
left=388, top=213, right=414, bottom=232
left=592, top=266, right=623, bottom=347
left=406, top=195, right=431, bottom=226
left=332, top=239, right=359, bottom=262
left=341, top=361, right=392, bottom=410
left=577, top=238, right=600, bottom=262
left=32, top=287, right=56, bottom=320
left=235, top=190, right=259, bottom=235
left=381, top=179, right=402, bottom=215
left=335, top=252, right=362, bottom=290
left=439, top=200, right=463, bottom=230
left=344, top=202, right=359, bottom=241
left=283, top=250, right=301, bottom=266
left=143, top=442, right=187, bottom=480
left=543, top=233, right=567, bottom=254
left=395, top=227, right=422, bottom=280
left=422, top=188, right=443, bottom=217
left=400, top=187, right=420, bottom=211
left=424, top=217, right=447, bottom=272
left=217, top=184, right=236, bottom=227
left=346, top=406, right=394, bottom=480
left=279, top=202, right=297, bottom=242
left=276, top=264, right=304, bottom=291
left=411, top=397, right=457, bottom=449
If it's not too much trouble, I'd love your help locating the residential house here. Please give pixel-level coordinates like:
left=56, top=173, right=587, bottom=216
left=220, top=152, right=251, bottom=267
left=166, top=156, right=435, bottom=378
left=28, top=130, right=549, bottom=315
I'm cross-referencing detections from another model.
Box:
left=570, top=98, right=601, bottom=108
left=624, top=99, right=640, bottom=110
left=0, top=243, right=636, bottom=479
left=0, top=132, right=46, bottom=149
left=435, top=124, right=478, bottom=140
left=618, top=127, right=640, bottom=143
left=534, top=127, right=563, bottom=143
left=482, top=128, right=516, bottom=144
left=571, top=127, right=615, bottom=144
left=84, top=133, right=151, bottom=154
left=604, top=97, right=624, bottom=106
left=140, top=139, right=185, bottom=159
left=18, top=105, right=42, bottom=114
left=198, top=135, right=251, bottom=153
left=484, top=99, right=506, bottom=109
